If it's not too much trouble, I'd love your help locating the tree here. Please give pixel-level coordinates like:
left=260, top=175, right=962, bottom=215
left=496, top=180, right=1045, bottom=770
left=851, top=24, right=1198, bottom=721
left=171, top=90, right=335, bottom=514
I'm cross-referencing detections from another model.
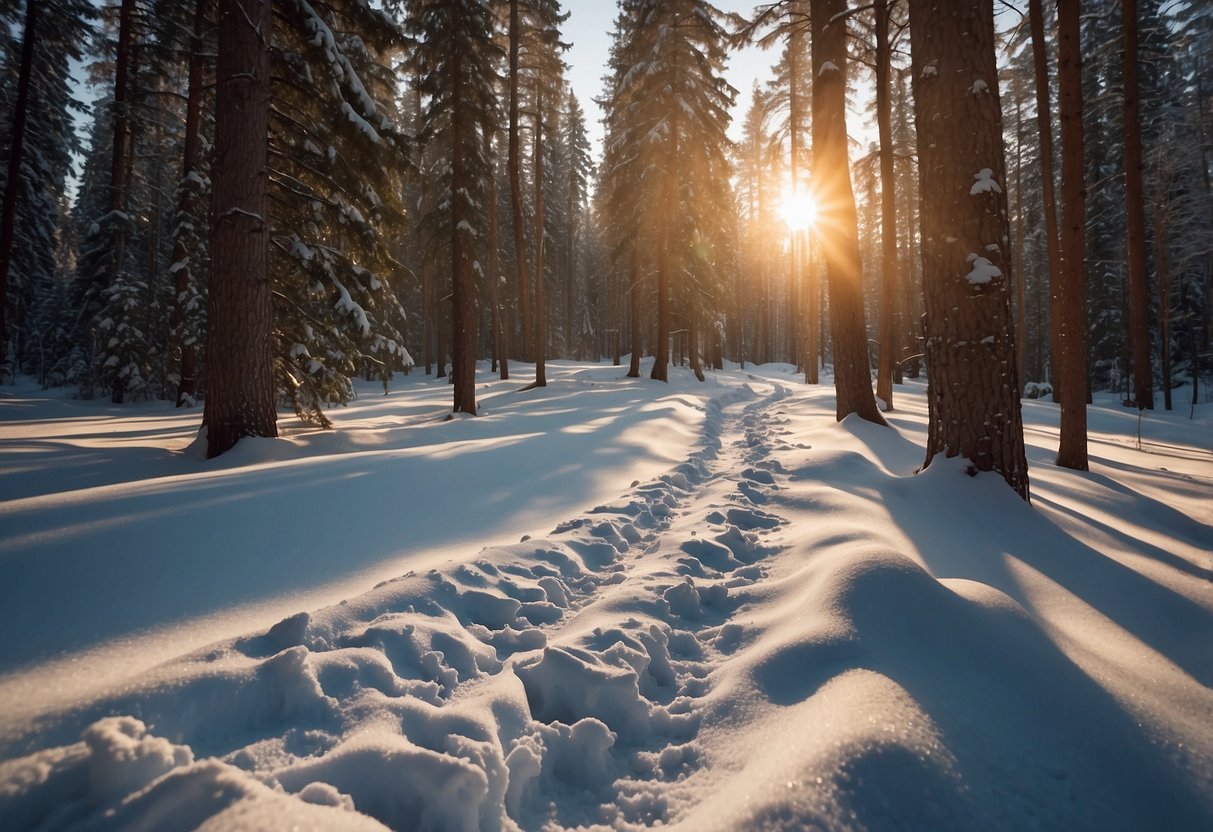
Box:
left=204, top=0, right=276, bottom=457
left=873, top=0, right=899, bottom=409
left=909, top=0, right=1029, bottom=497
left=1056, top=0, right=1088, bottom=470
left=1027, top=0, right=1064, bottom=403
left=811, top=0, right=886, bottom=425
left=408, top=0, right=501, bottom=414
left=1122, top=0, right=1153, bottom=409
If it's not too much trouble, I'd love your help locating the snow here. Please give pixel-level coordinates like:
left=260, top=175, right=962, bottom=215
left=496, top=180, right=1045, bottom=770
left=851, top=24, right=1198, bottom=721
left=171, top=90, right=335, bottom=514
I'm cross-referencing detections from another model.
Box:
left=969, top=79, right=989, bottom=94
left=1, top=361, right=1211, bottom=831
left=969, top=168, right=1003, bottom=196
left=965, top=253, right=1003, bottom=285
left=818, top=61, right=840, bottom=77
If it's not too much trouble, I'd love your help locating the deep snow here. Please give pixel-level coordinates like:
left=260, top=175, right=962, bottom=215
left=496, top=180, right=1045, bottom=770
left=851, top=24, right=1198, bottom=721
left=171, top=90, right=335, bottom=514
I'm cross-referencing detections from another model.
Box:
left=0, top=360, right=1210, bottom=831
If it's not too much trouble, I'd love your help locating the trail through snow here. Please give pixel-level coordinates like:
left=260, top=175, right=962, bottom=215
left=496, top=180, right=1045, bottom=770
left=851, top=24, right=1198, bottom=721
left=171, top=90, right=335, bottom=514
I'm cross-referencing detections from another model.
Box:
left=1, top=363, right=1211, bottom=831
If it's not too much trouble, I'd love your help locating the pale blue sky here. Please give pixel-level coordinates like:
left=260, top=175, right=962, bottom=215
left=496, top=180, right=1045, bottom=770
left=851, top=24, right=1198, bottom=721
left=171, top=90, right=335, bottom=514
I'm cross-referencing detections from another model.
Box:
left=563, top=0, right=773, bottom=160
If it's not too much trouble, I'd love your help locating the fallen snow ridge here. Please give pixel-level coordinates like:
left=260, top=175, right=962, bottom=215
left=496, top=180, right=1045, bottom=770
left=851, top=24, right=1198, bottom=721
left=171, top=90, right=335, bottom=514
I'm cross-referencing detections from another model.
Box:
left=0, top=360, right=1211, bottom=831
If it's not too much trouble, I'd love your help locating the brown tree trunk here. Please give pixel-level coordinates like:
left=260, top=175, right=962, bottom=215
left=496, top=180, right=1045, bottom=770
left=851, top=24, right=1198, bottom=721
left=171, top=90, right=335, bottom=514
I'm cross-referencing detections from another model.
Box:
left=415, top=79, right=432, bottom=376
left=1055, top=0, right=1088, bottom=469
left=508, top=0, right=532, bottom=363
left=0, top=0, right=40, bottom=373
left=650, top=136, right=673, bottom=383
left=874, top=0, right=898, bottom=410
left=107, top=0, right=139, bottom=403
left=627, top=246, right=641, bottom=378
left=1153, top=197, right=1173, bottom=411
left=811, top=0, right=885, bottom=425
left=1014, top=92, right=1028, bottom=386
left=170, top=0, right=206, bottom=406
left=1029, top=0, right=1064, bottom=402
left=485, top=122, right=507, bottom=380
left=205, top=0, right=276, bottom=458
left=532, top=90, right=547, bottom=388
left=1122, top=0, right=1153, bottom=409
left=689, top=276, right=704, bottom=381
left=449, top=47, right=476, bottom=414
left=909, top=0, right=1029, bottom=498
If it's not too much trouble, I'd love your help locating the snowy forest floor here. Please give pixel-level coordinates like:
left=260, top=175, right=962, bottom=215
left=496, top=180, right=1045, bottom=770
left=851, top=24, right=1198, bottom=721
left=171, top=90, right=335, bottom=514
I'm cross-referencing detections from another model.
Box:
left=1, top=360, right=1211, bottom=831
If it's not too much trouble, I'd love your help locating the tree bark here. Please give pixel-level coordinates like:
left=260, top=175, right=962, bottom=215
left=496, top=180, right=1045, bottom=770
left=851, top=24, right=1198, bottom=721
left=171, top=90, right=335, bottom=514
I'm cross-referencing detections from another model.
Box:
left=1028, top=0, right=1064, bottom=402
left=508, top=0, right=532, bottom=363
left=627, top=246, right=641, bottom=377
left=909, top=0, right=1029, bottom=498
left=170, top=0, right=207, bottom=406
left=1122, top=0, right=1153, bottom=409
left=0, top=0, right=40, bottom=373
left=532, top=88, right=547, bottom=387
left=449, top=46, right=477, bottom=414
left=874, top=0, right=898, bottom=410
left=811, top=0, right=885, bottom=425
left=485, top=122, right=507, bottom=380
left=1153, top=197, right=1173, bottom=411
left=1055, top=0, right=1087, bottom=470
left=205, top=0, right=276, bottom=458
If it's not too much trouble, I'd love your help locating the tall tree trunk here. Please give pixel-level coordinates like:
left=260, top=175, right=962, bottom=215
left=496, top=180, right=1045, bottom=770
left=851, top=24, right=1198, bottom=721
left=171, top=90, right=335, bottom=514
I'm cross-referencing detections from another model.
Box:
left=1014, top=91, right=1028, bottom=386
left=811, top=0, right=885, bottom=425
left=874, top=0, right=898, bottom=409
left=532, top=89, right=547, bottom=388
left=1122, top=0, right=1153, bottom=409
left=909, top=0, right=1029, bottom=498
left=485, top=122, right=507, bottom=380
left=205, top=0, right=276, bottom=458
left=415, top=80, right=432, bottom=376
left=508, top=0, right=532, bottom=363
left=789, top=30, right=804, bottom=372
left=1153, top=197, right=1173, bottom=411
left=1029, top=0, right=1064, bottom=402
left=689, top=278, right=704, bottom=381
left=449, top=48, right=476, bottom=414
left=0, top=0, right=40, bottom=374
left=170, top=0, right=207, bottom=405
left=1055, top=0, right=1088, bottom=470
left=107, top=0, right=138, bottom=403
left=627, top=245, right=641, bottom=377
left=650, top=134, right=674, bottom=383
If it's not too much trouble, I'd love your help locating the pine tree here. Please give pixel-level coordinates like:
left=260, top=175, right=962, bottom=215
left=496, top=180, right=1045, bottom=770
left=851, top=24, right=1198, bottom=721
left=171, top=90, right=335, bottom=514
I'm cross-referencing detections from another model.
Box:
left=408, top=0, right=501, bottom=414
left=909, top=0, right=1029, bottom=497
left=0, top=0, right=92, bottom=380
left=811, top=0, right=886, bottom=425
left=204, top=0, right=276, bottom=457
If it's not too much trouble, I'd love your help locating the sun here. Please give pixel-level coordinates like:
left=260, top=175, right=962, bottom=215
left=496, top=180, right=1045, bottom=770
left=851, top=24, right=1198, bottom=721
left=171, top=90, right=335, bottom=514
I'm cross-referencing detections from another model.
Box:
left=778, top=186, right=818, bottom=232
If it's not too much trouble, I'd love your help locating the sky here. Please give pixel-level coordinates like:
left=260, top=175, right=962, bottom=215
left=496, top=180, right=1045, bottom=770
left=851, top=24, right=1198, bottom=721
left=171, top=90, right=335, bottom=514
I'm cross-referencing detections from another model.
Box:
left=562, top=0, right=774, bottom=162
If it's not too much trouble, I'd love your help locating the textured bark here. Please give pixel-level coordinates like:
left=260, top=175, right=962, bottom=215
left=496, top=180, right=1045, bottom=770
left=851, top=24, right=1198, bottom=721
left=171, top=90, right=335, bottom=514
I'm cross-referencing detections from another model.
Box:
left=416, top=80, right=432, bottom=376
left=650, top=132, right=673, bottom=383
left=811, top=0, right=885, bottom=425
left=1013, top=93, right=1028, bottom=384
left=205, top=0, right=276, bottom=458
left=532, top=90, right=547, bottom=388
left=1122, top=0, right=1153, bottom=409
left=508, top=0, right=532, bottom=362
left=170, top=0, right=207, bottom=406
left=107, top=0, right=139, bottom=403
left=485, top=123, right=507, bottom=380
left=0, top=0, right=39, bottom=372
left=449, top=47, right=477, bottom=414
left=1028, top=0, right=1064, bottom=402
left=874, top=0, right=898, bottom=408
left=1055, top=0, right=1087, bottom=470
left=627, top=246, right=641, bottom=378
left=909, top=0, right=1029, bottom=498
left=1153, top=198, right=1173, bottom=411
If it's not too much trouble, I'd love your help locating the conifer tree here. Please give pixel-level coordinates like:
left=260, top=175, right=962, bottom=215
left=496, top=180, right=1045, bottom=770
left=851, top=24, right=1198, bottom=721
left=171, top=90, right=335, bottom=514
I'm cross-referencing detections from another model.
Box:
left=205, top=0, right=276, bottom=457
left=909, top=0, right=1029, bottom=497
left=408, top=0, right=501, bottom=414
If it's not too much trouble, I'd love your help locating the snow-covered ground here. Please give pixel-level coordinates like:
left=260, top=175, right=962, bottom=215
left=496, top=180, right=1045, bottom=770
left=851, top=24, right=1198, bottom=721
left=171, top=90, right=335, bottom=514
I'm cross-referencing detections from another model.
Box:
left=1, top=360, right=1210, bottom=831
